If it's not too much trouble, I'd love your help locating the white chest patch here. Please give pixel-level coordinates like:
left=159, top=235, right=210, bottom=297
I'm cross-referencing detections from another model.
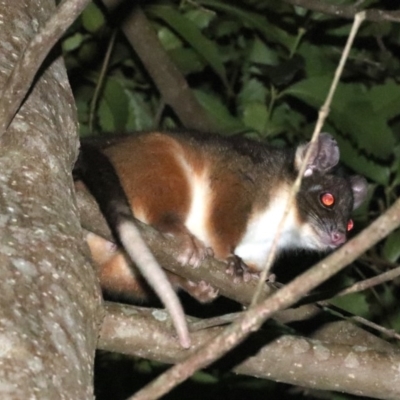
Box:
left=234, top=187, right=304, bottom=271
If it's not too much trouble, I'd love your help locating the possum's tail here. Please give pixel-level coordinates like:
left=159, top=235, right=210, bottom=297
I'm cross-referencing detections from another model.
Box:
left=74, top=143, right=190, bottom=348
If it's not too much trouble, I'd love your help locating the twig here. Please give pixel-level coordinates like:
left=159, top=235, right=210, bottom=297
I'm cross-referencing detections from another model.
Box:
left=191, top=263, right=400, bottom=337
left=318, top=302, right=400, bottom=341
left=89, top=29, right=117, bottom=133
left=0, top=0, right=92, bottom=137
left=336, top=265, right=400, bottom=297
left=251, top=12, right=366, bottom=306
left=349, top=315, right=400, bottom=340
left=189, top=312, right=241, bottom=331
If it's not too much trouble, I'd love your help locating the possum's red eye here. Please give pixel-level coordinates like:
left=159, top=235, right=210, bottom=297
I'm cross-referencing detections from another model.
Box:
left=347, top=219, right=354, bottom=232
left=320, top=193, right=335, bottom=207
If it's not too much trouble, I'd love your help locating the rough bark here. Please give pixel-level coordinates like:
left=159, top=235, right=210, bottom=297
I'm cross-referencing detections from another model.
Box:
left=0, top=1, right=100, bottom=398
left=99, top=303, right=400, bottom=400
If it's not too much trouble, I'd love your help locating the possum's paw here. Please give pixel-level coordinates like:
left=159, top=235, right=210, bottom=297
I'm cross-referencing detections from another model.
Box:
left=174, top=231, right=213, bottom=268
left=225, top=255, right=257, bottom=284
left=185, top=280, right=219, bottom=303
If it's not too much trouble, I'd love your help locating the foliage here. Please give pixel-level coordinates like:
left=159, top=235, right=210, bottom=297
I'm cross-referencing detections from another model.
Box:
left=63, top=0, right=400, bottom=398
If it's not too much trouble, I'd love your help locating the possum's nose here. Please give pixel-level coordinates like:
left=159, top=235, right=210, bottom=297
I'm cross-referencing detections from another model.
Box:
left=330, top=231, right=346, bottom=246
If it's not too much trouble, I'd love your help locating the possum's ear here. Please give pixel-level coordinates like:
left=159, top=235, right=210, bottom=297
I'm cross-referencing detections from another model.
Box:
left=349, top=176, right=368, bottom=210
left=295, top=133, right=339, bottom=176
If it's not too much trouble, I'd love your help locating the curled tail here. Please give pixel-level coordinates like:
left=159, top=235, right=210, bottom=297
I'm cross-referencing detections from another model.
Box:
left=74, top=143, right=190, bottom=348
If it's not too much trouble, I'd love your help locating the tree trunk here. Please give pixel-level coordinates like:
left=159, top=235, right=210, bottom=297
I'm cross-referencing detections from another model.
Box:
left=0, top=1, right=100, bottom=398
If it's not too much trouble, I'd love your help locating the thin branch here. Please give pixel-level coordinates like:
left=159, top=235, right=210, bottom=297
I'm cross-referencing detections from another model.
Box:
left=0, top=0, right=91, bottom=137
left=318, top=303, right=400, bottom=341
left=89, top=29, right=117, bottom=133
left=337, top=265, right=400, bottom=297
left=100, top=0, right=217, bottom=131
left=189, top=312, right=241, bottom=331
left=252, top=12, right=366, bottom=305
left=283, top=0, right=400, bottom=23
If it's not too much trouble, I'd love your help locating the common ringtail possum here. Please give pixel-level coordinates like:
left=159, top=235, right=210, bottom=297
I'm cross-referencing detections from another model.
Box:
left=74, top=131, right=367, bottom=347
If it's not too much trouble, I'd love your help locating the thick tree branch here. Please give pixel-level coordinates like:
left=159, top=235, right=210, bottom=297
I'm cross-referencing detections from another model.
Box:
left=0, top=0, right=91, bottom=136
left=99, top=303, right=400, bottom=400
left=283, top=0, right=400, bottom=22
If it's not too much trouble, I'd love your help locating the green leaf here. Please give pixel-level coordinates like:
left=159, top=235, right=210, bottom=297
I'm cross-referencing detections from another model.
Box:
left=104, top=79, right=129, bottom=130
left=194, top=89, right=245, bottom=133
left=331, top=292, right=370, bottom=318
left=98, top=78, right=129, bottom=132
left=268, top=103, right=306, bottom=137
left=213, top=19, right=240, bottom=37
left=98, top=99, right=114, bottom=132
left=78, top=124, right=91, bottom=137
left=390, top=148, right=400, bottom=188
left=148, top=5, right=229, bottom=89
left=157, top=26, right=183, bottom=51
left=284, top=76, right=395, bottom=160
left=334, top=135, right=390, bottom=185
left=125, top=91, right=155, bottom=131
left=333, top=99, right=394, bottom=161
left=283, top=75, right=331, bottom=107
left=191, top=370, right=219, bottom=384
left=325, top=23, right=351, bottom=37
left=62, top=33, right=84, bottom=52
left=383, top=230, right=400, bottom=263
left=242, top=102, right=268, bottom=134
left=81, top=3, right=105, bottom=33
left=381, top=286, right=400, bottom=332
left=168, top=48, right=206, bottom=75
left=198, top=0, right=294, bottom=51
left=298, top=42, right=336, bottom=77
left=184, top=9, right=216, bottom=30
left=366, top=81, right=400, bottom=120
left=78, top=41, right=99, bottom=64
left=238, top=78, right=267, bottom=105
left=248, top=37, right=279, bottom=66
